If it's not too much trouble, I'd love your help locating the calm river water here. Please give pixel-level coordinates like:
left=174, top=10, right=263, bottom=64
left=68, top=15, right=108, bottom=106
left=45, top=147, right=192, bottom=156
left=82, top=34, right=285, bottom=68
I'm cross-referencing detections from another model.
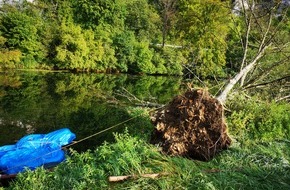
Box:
left=0, top=71, right=185, bottom=151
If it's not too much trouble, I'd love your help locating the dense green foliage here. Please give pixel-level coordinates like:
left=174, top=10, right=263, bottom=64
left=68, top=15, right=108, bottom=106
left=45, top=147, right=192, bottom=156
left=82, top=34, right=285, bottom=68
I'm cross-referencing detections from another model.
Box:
left=0, top=0, right=288, bottom=81
left=0, top=0, right=225, bottom=77
left=227, top=95, right=290, bottom=142
left=177, top=0, right=230, bottom=77
left=0, top=5, right=46, bottom=68
left=0, top=0, right=181, bottom=75
left=0, top=36, right=21, bottom=69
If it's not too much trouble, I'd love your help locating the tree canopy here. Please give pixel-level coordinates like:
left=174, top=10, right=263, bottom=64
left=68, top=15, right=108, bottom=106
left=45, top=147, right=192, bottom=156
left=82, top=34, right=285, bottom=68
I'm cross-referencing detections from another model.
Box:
left=0, top=0, right=289, bottom=101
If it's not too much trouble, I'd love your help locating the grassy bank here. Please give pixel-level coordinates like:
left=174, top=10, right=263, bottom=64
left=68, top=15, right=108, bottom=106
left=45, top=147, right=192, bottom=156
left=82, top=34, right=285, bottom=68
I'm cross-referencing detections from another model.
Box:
left=3, top=100, right=290, bottom=190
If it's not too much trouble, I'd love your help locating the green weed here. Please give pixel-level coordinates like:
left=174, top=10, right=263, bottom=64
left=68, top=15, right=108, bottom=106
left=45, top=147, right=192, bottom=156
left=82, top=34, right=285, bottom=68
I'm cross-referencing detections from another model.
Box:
left=227, top=97, right=290, bottom=142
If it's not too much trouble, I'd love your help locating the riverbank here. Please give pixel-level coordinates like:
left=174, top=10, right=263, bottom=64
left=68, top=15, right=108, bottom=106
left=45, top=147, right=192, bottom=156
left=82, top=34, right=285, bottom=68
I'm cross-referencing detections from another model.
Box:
left=5, top=133, right=290, bottom=189
left=2, top=99, right=290, bottom=189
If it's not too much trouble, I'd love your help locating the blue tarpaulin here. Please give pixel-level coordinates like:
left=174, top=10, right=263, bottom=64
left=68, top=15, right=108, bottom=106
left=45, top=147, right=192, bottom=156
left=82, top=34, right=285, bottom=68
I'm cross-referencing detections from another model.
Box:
left=0, top=128, right=76, bottom=175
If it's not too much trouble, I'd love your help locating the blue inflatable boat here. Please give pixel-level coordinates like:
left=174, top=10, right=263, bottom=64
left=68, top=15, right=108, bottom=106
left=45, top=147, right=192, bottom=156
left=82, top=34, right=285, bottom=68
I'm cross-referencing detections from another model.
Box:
left=0, top=128, right=76, bottom=176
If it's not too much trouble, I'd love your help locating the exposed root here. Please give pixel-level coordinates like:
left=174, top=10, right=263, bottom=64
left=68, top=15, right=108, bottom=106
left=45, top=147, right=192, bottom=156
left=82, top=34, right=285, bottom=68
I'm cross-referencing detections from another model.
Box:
left=150, top=89, right=231, bottom=161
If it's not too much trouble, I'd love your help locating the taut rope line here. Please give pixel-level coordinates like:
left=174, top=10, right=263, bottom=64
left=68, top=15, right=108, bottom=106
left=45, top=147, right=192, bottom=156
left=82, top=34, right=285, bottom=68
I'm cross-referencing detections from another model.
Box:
left=63, top=114, right=142, bottom=149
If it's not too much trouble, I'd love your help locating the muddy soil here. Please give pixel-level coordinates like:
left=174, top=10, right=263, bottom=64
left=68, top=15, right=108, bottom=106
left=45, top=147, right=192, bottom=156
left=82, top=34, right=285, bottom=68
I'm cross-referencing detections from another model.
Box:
left=150, top=89, right=231, bottom=161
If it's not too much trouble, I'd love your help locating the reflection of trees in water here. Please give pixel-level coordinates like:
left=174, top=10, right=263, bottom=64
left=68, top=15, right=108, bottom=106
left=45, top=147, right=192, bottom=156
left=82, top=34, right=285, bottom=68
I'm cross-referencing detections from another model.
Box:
left=115, top=75, right=183, bottom=104
left=0, top=71, right=183, bottom=149
left=0, top=72, right=22, bottom=97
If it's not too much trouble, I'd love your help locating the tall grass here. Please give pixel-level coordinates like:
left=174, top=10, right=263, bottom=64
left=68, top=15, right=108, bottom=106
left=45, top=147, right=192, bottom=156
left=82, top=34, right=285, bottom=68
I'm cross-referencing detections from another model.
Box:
left=6, top=135, right=290, bottom=189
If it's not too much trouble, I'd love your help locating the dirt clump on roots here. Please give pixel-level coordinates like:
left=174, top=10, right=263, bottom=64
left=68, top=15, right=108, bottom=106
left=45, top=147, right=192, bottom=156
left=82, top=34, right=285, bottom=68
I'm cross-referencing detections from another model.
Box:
left=150, top=89, right=232, bottom=161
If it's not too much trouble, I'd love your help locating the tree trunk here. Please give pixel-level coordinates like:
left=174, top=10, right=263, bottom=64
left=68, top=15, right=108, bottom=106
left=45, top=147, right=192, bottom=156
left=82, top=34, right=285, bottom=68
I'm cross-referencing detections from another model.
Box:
left=217, top=44, right=270, bottom=104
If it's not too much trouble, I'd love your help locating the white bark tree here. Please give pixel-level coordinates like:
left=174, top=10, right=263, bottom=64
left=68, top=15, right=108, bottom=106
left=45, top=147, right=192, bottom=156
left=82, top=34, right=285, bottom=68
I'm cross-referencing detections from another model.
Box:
left=217, top=0, right=290, bottom=104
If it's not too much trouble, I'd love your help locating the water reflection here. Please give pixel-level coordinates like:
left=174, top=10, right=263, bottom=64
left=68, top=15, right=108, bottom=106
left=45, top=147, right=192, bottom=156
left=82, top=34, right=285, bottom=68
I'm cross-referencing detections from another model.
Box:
left=0, top=71, right=184, bottom=151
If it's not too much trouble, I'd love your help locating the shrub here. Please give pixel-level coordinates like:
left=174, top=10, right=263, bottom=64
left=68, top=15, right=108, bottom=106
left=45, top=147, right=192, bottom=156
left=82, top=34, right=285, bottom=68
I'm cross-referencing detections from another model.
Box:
left=227, top=96, right=290, bottom=142
left=0, top=10, right=45, bottom=68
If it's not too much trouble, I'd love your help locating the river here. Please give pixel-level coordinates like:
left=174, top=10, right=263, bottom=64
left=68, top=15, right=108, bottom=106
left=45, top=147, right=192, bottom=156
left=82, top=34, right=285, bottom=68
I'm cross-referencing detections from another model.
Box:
left=0, top=71, right=186, bottom=151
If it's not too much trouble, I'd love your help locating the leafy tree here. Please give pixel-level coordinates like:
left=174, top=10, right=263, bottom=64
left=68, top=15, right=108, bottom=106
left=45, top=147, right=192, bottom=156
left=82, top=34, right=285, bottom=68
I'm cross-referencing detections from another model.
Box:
left=163, top=48, right=184, bottom=75
left=93, top=26, right=117, bottom=72
left=112, top=31, right=137, bottom=73
left=151, top=51, right=167, bottom=74
left=124, top=0, right=161, bottom=41
left=113, top=31, right=157, bottom=74
left=0, top=36, right=22, bottom=69
left=53, top=22, right=105, bottom=71
left=130, top=41, right=155, bottom=74
left=72, top=0, right=126, bottom=31
left=0, top=5, right=46, bottom=68
left=150, top=46, right=184, bottom=75
left=177, top=0, right=231, bottom=78
left=150, top=0, right=178, bottom=46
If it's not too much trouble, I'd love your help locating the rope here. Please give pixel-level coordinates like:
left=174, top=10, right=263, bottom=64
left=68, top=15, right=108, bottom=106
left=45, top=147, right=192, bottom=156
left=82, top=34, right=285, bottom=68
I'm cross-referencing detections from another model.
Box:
left=63, top=105, right=163, bottom=149
left=63, top=114, right=142, bottom=149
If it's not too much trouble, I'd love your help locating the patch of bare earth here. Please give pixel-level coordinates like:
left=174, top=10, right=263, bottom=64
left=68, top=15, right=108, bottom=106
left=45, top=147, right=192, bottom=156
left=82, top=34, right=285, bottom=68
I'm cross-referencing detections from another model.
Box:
left=150, top=89, right=231, bottom=161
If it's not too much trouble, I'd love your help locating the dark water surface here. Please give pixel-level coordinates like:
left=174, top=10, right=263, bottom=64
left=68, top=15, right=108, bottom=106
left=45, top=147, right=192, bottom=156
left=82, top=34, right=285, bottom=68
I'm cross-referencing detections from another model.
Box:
left=0, top=71, right=185, bottom=151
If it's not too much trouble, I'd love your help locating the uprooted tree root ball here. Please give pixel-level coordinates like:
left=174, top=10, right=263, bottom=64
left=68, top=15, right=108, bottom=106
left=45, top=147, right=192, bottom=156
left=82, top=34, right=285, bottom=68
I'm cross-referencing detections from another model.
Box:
left=150, top=89, right=232, bottom=161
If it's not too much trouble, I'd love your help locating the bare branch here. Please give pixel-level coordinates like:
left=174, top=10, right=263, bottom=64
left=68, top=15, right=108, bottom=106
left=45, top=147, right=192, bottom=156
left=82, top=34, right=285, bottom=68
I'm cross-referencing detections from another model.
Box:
left=276, top=95, right=290, bottom=102
left=244, top=75, right=290, bottom=89
left=240, top=2, right=274, bottom=86
left=244, top=56, right=290, bottom=86
left=114, top=88, right=164, bottom=108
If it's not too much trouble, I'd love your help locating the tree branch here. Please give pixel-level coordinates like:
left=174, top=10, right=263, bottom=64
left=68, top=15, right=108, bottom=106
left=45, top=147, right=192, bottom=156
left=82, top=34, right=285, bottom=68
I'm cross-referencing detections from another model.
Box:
left=240, top=4, right=273, bottom=86
left=276, top=95, right=290, bottom=102
left=244, top=75, right=290, bottom=89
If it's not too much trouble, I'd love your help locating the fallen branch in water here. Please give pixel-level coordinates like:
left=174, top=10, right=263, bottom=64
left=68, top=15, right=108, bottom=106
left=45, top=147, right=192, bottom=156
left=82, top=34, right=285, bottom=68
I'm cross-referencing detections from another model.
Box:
left=114, top=87, right=164, bottom=108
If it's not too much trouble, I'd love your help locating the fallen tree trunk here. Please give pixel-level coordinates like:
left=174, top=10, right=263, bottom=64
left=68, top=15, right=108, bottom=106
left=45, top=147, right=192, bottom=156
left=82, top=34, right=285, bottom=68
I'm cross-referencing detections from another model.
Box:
left=217, top=43, right=270, bottom=104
